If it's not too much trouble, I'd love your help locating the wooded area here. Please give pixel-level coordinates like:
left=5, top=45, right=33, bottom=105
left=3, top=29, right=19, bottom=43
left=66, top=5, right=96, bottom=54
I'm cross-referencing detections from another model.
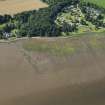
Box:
left=0, top=0, right=105, bottom=38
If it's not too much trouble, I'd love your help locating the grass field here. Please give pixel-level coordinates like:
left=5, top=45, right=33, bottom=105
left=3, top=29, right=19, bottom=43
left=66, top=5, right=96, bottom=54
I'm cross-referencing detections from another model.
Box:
left=81, top=0, right=105, bottom=8
left=0, top=0, right=48, bottom=15
left=0, top=33, right=105, bottom=105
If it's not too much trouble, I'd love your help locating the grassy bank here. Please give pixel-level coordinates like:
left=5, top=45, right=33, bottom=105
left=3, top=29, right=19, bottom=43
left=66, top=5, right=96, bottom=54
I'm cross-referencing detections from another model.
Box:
left=23, top=32, right=105, bottom=57
left=23, top=38, right=76, bottom=56
left=81, top=0, right=105, bottom=8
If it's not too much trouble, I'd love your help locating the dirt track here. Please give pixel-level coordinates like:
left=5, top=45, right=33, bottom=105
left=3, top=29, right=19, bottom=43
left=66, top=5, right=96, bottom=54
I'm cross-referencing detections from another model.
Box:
left=0, top=36, right=105, bottom=105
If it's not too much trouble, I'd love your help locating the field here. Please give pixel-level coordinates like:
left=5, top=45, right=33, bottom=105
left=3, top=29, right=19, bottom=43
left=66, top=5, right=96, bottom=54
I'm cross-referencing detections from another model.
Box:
left=0, top=33, right=105, bottom=105
left=0, top=0, right=48, bottom=15
left=0, top=0, right=105, bottom=15
left=81, top=0, right=105, bottom=8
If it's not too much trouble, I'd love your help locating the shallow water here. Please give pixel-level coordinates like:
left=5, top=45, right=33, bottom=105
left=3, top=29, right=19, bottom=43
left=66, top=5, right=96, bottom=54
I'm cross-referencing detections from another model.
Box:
left=1, top=78, right=105, bottom=105
left=0, top=36, right=105, bottom=105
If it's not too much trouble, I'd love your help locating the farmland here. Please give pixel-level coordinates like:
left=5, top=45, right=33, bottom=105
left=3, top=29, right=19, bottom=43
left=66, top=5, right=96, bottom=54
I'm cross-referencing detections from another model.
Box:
left=0, top=0, right=48, bottom=15
left=0, top=0, right=105, bottom=15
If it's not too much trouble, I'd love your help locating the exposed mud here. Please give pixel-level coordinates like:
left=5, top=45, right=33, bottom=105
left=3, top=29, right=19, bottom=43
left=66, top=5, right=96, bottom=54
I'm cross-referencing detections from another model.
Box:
left=0, top=35, right=105, bottom=105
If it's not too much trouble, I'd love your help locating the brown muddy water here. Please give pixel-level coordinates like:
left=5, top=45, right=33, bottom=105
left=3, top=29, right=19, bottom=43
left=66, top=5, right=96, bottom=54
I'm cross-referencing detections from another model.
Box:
left=0, top=35, right=105, bottom=105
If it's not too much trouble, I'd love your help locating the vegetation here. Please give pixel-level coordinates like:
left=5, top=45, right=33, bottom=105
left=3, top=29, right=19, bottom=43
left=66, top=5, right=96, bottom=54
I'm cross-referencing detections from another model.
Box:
left=23, top=39, right=76, bottom=56
left=0, top=0, right=105, bottom=38
left=81, top=0, right=105, bottom=8
left=23, top=31, right=105, bottom=56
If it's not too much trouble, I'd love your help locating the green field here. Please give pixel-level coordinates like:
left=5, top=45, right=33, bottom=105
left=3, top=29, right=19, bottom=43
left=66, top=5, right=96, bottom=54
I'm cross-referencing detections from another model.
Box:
left=81, top=0, right=105, bottom=8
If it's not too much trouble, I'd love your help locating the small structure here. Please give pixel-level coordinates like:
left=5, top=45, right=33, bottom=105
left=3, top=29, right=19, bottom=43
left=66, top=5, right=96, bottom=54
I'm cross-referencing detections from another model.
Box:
left=3, top=32, right=11, bottom=39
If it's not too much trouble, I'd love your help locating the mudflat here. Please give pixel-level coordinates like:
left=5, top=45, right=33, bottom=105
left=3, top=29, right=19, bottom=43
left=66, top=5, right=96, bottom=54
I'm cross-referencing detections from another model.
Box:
left=0, top=35, right=105, bottom=105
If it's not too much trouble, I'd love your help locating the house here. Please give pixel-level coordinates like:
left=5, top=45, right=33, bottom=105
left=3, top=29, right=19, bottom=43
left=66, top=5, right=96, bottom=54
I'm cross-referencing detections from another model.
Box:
left=3, top=32, right=11, bottom=39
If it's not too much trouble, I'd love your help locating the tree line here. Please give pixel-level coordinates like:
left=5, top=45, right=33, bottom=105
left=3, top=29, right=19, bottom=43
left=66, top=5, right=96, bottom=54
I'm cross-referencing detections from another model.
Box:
left=0, top=0, right=105, bottom=38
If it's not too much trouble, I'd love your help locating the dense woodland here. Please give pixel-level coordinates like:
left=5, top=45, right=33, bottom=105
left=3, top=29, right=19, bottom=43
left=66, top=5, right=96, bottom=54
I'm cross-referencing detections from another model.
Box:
left=0, top=0, right=105, bottom=38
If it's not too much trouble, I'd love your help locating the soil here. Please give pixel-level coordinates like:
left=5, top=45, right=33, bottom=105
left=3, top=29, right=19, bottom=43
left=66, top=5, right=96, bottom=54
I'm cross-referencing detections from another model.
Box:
left=0, top=0, right=48, bottom=15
